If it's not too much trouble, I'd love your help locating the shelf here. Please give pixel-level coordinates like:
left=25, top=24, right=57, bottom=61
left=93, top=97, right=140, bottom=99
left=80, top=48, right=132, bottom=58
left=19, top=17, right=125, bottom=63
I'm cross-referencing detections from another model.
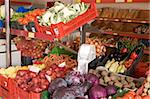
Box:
left=101, top=31, right=150, bottom=40
left=77, top=0, right=149, bottom=3
left=144, top=50, right=150, bottom=55
left=0, top=28, right=55, bottom=41
left=96, top=17, right=150, bottom=24
left=0, top=0, right=32, bottom=5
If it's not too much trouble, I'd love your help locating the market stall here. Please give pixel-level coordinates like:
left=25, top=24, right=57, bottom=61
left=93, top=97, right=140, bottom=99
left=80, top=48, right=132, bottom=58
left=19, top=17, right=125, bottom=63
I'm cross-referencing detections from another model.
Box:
left=0, top=0, right=149, bottom=99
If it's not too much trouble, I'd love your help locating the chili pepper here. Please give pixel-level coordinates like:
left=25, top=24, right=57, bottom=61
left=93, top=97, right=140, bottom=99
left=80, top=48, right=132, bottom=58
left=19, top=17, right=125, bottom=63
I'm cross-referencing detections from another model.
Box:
left=130, top=52, right=138, bottom=60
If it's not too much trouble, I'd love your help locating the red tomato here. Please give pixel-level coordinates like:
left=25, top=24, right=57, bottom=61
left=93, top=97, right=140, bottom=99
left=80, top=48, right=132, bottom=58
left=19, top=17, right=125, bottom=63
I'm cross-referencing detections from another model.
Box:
left=130, top=52, right=138, bottom=60
left=122, top=48, right=128, bottom=53
left=124, top=93, right=135, bottom=99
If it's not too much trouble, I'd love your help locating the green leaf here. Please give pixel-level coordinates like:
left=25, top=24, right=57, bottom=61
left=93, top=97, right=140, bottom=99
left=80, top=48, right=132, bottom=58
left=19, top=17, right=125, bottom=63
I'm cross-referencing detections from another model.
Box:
left=41, top=90, right=50, bottom=99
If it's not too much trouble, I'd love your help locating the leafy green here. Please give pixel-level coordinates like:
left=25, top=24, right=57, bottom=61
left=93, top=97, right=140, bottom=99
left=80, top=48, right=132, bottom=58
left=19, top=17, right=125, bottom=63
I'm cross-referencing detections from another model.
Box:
left=112, top=89, right=129, bottom=99
left=48, top=46, right=77, bottom=59
left=41, top=90, right=50, bottom=99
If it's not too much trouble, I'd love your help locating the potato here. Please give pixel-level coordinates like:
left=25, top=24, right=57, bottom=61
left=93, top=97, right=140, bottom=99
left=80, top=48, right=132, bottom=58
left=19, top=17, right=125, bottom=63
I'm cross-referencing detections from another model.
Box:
left=101, top=71, right=108, bottom=76
left=114, top=82, right=123, bottom=88
left=144, top=88, right=148, bottom=93
left=104, top=76, right=111, bottom=83
left=144, top=82, right=150, bottom=89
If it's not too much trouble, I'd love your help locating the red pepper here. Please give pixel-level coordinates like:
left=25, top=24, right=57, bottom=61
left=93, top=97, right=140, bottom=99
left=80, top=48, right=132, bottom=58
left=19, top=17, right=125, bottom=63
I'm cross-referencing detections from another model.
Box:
left=121, top=48, right=128, bottom=53
left=125, top=59, right=134, bottom=68
left=130, top=52, right=138, bottom=60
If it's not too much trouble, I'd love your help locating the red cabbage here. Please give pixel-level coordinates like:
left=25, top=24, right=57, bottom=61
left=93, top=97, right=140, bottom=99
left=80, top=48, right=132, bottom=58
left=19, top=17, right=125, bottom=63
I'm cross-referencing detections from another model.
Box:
left=105, top=85, right=117, bottom=95
left=85, top=73, right=99, bottom=86
left=89, top=85, right=107, bottom=99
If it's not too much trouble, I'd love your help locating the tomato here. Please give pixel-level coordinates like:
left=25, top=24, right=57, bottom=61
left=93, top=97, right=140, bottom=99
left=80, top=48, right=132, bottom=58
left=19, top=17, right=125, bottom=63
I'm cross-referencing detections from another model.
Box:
left=128, top=91, right=136, bottom=96
left=124, top=93, right=135, bottom=99
left=134, top=95, right=142, bottom=99
left=122, top=48, right=128, bottom=53
left=130, top=52, right=138, bottom=60
left=27, top=16, right=35, bottom=21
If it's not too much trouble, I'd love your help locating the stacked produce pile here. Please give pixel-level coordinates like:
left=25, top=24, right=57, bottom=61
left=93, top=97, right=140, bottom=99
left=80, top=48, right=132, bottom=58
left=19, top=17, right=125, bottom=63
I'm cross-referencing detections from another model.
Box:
left=43, top=54, right=77, bottom=69
left=89, top=69, right=142, bottom=89
left=13, top=37, right=49, bottom=58
left=15, top=60, right=77, bottom=93
left=17, top=9, right=45, bottom=25
left=104, top=37, right=140, bottom=74
left=64, top=36, right=107, bottom=56
left=37, top=2, right=89, bottom=26
left=16, top=70, right=49, bottom=93
left=44, top=69, right=145, bottom=99
left=0, top=66, right=28, bottom=78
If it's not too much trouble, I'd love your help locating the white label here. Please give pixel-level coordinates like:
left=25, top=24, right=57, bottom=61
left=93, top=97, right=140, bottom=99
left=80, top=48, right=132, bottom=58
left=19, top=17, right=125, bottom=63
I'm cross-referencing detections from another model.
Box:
left=29, top=66, right=41, bottom=73
left=115, top=0, right=125, bottom=2
left=54, top=28, right=59, bottom=36
left=46, top=31, right=52, bottom=35
left=45, top=74, right=52, bottom=82
left=58, top=62, right=66, bottom=68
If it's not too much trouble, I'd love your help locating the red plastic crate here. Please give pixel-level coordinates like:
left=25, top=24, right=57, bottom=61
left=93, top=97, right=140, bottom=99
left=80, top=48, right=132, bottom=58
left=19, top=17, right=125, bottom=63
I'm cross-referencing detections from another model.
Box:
left=35, top=2, right=97, bottom=39
left=30, top=92, right=41, bottom=99
left=0, top=75, right=17, bottom=99
left=0, top=75, right=9, bottom=90
left=52, top=2, right=97, bottom=38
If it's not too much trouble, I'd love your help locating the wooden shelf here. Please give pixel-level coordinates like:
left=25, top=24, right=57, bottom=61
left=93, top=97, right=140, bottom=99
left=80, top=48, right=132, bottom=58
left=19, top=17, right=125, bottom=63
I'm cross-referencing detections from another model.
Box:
left=101, top=31, right=150, bottom=40
left=0, top=28, right=55, bottom=41
left=0, top=0, right=32, bottom=5
left=77, top=0, right=149, bottom=3
left=144, top=50, right=150, bottom=55
left=96, top=17, right=150, bottom=24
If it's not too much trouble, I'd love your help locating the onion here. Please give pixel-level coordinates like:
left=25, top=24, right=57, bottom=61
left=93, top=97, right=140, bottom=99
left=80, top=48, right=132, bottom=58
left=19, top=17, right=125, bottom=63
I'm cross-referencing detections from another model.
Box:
left=85, top=73, right=99, bottom=86
left=105, top=85, right=117, bottom=95
left=89, top=85, right=107, bottom=99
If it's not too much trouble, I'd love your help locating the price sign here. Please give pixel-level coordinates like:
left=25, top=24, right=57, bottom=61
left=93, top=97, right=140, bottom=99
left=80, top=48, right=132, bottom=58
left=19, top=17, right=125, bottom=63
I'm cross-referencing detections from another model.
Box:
left=28, top=32, right=35, bottom=38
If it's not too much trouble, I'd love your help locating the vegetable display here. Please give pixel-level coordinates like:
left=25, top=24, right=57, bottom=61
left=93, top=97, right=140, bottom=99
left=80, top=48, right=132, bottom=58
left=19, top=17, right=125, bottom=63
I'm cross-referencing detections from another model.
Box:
left=0, top=5, right=14, bottom=19
left=37, top=2, right=89, bottom=26
left=43, top=54, right=77, bottom=69
left=13, top=37, right=49, bottom=58
left=105, top=59, right=127, bottom=73
left=15, top=70, right=49, bottom=93
left=89, top=69, right=143, bottom=90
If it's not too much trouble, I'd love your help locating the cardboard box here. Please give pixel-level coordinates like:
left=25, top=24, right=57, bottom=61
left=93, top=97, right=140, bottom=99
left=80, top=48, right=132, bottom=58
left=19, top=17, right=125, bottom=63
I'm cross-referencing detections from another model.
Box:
left=0, top=51, right=21, bottom=68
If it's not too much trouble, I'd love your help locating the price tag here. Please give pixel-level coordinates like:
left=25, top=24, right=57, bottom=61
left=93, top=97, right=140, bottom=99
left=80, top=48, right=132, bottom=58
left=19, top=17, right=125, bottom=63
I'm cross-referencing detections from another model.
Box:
left=127, top=0, right=133, bottom=2
left=3, top=28, right=5, bottom=32
left=99, top=18, right=103, bottom=20
left=141, top=21, right=146, bottom=23
left=113, top=33, right=118, bottom=35
left=54, top=28, right=59, bottom=36
left=114, top=19, right=119, bottom=21
left=115, top=0, right=125, bottom=2
left=46, top=31, right=52, bottom=35
left=127, top=20, right=132, bottom=22
left=28, top=32, right=35, bottom=38
left=96, top=0, right=101, bottom=3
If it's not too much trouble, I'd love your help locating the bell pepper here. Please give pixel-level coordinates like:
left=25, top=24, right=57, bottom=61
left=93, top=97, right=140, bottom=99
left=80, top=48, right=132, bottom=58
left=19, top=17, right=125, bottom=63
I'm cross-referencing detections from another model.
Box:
left=130, top=52, right=138, bottom=60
